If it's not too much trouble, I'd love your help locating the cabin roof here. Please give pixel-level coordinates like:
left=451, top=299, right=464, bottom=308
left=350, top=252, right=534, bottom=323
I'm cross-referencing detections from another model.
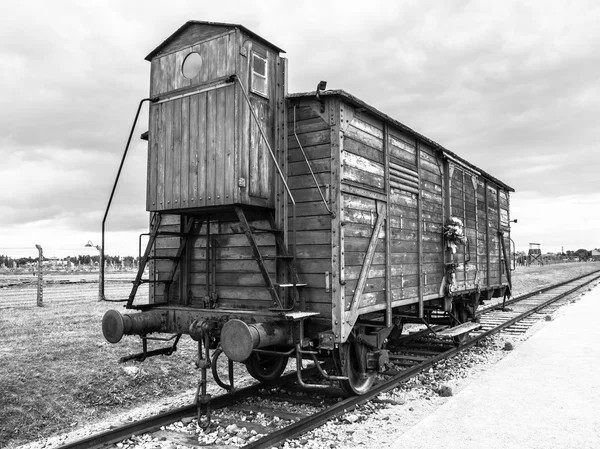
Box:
left=288, top=89, right=514, bottom=192
left=145, top=20, right=285, bottom=61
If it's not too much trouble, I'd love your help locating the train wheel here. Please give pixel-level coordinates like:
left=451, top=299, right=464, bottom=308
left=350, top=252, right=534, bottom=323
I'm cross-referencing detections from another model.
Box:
left=245, top=351, right=288, bottom=384
left=452, top=303, right=470, bottom=345
left=336, top=340, right=375, bottom=396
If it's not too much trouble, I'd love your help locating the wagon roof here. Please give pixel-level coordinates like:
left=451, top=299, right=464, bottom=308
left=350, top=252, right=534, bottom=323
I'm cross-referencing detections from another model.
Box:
left=288, top=89, right=515, bottom=192
left=145, top=20, right=285, bottom=61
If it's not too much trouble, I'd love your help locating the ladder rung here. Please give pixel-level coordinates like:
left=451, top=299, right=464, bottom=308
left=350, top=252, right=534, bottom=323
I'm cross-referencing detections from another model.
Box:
left=148, top=256, right=178, bottom=260
left=157, top=231, right=186, bottom=237
left=263, top=255, right=293, bottom=260
left=251, top=227, right=283, bottom=233
left=137, top=279, right=173, bottom=284
left=275, top=283, right=307, bottom=288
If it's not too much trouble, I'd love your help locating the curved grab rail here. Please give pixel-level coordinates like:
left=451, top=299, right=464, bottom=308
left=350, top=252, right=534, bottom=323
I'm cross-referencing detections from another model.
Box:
left=292, top=105, right=335, bottom=217
left=101, top=98, right=154, bottom=300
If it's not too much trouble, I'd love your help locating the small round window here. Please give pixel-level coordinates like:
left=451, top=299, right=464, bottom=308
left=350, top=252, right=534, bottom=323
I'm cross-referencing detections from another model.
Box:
left=182, top=52, right=202, bottom=79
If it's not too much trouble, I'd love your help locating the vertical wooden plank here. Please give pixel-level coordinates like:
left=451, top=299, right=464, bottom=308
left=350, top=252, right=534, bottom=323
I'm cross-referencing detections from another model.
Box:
left=206, top=90, right=217, bottom=205
left=485, top=180, right=490, bottom=286
left=331, top=98, right=345, bottom=341
left=473, top=176, right=479, bottom=288
left=207, top=38, right=217, bottom=80
left=497, top=185, right=502, bottom=286
left=199, top=40, right=209, bottom=84
left=216, top=35, right=226, bottom=78
left=157, top=103, right=166, bottom=210
left=172, top=98, right=182, bottom=209
left=147, top=104, right=158, bottom=210
left=189, top=94, right=199, bottom=207
left=150, top=59, right=158, bottom=98
left=166, top=53, right=176, bottom=92
left=416, top=141, right=423, bottom=318
left=384, top=123, right=392, bottom=327
left=238, top=40, right=251, bottom=204
left=226, top=32, right=235, bottom=76
left=460, top=169, right=467, bottom=287
left=442, top=159, right=451, bottom=301
left=198, top=92, right=207, bottom=206
left=259, top=102, right=271, bottom=199
left=173, top=50, right=184, bottom=91
left=224, top=84, right=235, bottom=203
left=215, top=86, right=226, bottom=205
left=249, top=98, right=260, bottom=197
left=276, top=57, right=287, bottom=241
left=181, top=96, right=190, bottom=207
left=155, top=57, right=165, bottom=96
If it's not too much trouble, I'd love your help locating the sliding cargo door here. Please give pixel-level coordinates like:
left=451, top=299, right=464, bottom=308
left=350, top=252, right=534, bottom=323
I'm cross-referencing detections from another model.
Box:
left=340, top=193, right=387, bottom=340
left=448, top=164, right=478, bottom=290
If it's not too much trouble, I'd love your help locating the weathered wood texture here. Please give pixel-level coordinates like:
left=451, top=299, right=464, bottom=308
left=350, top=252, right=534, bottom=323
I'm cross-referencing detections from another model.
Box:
left=148, top=85, right=511, bottom=338
left=286, top=102, right=333, bottom=316
left=149, top=23, right=236, bottom=62
left=147, top=87, right=235, bottom=210
left=150, top=32, right=236, bottom=97
left=147, top=25, right=285, bottom=213
left=150, top=213, right=332, bottom=316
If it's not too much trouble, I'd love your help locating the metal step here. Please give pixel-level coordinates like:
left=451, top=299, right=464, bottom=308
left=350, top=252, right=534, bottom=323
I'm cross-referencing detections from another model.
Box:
left=275, top=283, right=307, bottom=288
left=436, top=321, right=482, bottom=338
left=137, top=279, right=173, bottom=284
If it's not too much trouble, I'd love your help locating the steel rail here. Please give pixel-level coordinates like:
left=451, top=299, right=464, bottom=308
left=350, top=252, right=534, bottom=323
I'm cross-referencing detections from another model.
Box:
left=242, top=270, right=600, bottom=448
left=56, top=369, right=316, bottom=449
left=477, top=268, right=600, bottom=315
left=56, top=271, right=600, bottom=449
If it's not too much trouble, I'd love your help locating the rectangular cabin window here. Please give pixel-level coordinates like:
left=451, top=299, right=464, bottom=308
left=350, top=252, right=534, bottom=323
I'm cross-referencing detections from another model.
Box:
left=251, top=52, right=268, bottom=97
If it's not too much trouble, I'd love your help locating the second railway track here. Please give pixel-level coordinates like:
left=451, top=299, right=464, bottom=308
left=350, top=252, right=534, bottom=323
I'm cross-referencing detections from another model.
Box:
left=58, top=270, right=600, bottom=449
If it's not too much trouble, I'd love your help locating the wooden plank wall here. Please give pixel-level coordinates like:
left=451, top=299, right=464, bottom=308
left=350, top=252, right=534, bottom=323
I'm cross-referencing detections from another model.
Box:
left=151, top=214, right=279, bottom=309
left=340, top=111, right=387, bottom=311
left=449, top=165, right=477, bottom=290
left=475, top=179, right=488, bottom=287
left=486, top=184, right=501, bottom=285
left=150, top=32, right=236, bottom=97
left=387, top=133, right=445, bottom=303
left=286, top=102, right=333, bottom=316
left=148, top=85, right=235, bottom=211
left=236, top=39, right=281, bottom=208
left=339, top=109, right=448, bottom=315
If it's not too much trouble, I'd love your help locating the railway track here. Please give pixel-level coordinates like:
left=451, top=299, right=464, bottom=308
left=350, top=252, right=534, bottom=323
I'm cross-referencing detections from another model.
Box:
left=57, top=270, right=600, bottom=449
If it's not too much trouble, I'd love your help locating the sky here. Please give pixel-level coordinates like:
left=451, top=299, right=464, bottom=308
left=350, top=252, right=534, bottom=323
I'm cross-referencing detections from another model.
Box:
left=1, top=0, right=599, bottom=259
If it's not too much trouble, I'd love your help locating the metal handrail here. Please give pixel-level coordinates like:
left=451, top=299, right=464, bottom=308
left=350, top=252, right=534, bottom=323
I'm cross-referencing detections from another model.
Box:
left=101, top=98, right=154, bottom=300
left=293, top=105, right=335, bottom=217
left=232, top=76, right=298, bottom=299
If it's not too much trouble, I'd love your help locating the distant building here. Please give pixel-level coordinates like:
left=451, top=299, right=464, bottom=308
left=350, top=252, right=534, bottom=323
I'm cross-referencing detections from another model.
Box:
left=591, top=249, right=600, bottom=261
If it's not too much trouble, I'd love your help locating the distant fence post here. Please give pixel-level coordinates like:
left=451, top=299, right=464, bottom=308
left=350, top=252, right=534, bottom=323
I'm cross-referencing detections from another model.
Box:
left=35, top=244, right=43, bottom=307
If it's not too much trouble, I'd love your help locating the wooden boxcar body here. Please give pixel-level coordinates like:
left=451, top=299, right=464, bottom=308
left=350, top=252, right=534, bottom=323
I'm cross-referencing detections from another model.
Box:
left=102, top=21, right=514, bottom=395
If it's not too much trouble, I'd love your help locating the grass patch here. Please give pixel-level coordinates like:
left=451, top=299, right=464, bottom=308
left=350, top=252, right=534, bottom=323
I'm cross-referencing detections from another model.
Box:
left=1, top=263, right=599, bottom=447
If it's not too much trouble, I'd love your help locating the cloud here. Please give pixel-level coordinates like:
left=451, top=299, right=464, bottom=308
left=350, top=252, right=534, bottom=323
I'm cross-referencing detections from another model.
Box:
left=1, top=0, right=599, bottom=257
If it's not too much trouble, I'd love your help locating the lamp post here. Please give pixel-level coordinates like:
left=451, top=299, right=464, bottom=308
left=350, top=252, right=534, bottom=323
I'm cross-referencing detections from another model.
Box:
left=85, top=241, right=105, bottom=301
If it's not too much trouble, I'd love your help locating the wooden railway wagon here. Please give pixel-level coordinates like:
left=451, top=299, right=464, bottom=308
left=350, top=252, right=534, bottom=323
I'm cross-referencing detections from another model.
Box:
left=102, top=21, right=514, bottom=396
